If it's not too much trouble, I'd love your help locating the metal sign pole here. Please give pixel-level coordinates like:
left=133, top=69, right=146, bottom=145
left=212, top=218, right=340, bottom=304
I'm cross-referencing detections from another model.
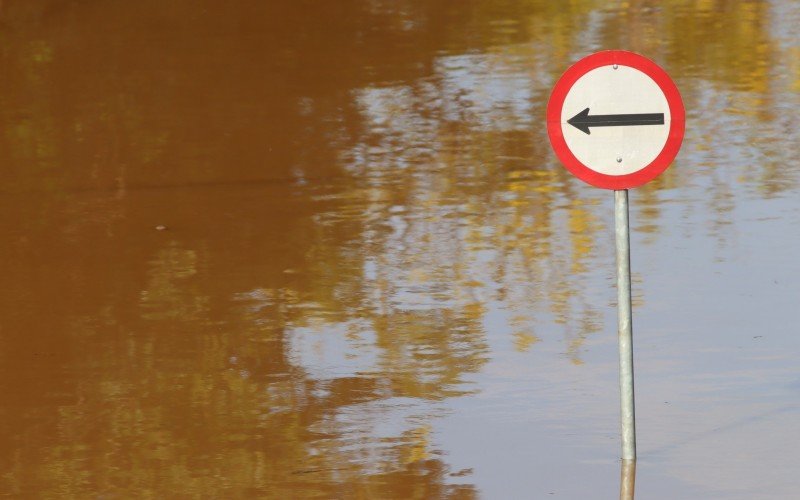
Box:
left=548, top=50, right=684, bottom=465
left=615, top=189, right=636, bottom=461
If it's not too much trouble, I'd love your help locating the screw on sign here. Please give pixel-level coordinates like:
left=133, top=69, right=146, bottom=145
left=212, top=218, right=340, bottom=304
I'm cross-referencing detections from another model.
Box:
left=546, top=51, right=685, bottom=465
left=547, top=50, right=685, bottom=190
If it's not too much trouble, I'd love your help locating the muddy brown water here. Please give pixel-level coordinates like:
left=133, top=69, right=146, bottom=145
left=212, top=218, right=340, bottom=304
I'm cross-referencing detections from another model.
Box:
left=1, top=1, right=799, bottom=498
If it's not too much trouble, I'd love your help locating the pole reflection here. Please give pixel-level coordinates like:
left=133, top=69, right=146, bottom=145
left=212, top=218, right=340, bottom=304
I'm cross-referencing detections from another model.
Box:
left=620, top=459, right=636, bottom=500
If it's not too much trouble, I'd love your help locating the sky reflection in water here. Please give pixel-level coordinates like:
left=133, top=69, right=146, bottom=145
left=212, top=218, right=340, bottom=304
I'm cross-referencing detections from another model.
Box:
left=0, top=0, right=799, bottom=498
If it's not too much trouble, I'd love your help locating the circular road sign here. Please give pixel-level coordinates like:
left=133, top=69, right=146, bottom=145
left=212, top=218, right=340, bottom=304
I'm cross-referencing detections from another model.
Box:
left=547, top=50, right=685, bottom=190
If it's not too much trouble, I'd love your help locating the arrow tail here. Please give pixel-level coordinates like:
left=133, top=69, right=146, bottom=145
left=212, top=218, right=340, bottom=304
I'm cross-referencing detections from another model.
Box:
left=588, top=113, right=664, bottom=127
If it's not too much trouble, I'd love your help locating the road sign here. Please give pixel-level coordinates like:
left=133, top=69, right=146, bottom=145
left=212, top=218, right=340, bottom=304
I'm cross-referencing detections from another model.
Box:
left=547, top=50, right=685, bottom=190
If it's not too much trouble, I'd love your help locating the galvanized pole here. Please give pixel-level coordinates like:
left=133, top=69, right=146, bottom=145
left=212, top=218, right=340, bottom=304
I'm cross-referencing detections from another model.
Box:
left=615, top=189, right=636, bottom=461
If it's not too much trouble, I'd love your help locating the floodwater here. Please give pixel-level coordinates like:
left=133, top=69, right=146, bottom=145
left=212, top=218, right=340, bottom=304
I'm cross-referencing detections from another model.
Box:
left=1, top=1, right=799, bottom=498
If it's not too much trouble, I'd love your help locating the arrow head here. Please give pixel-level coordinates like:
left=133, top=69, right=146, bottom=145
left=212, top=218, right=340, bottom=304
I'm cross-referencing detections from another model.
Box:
left=567, top=107, right=592, bottom=135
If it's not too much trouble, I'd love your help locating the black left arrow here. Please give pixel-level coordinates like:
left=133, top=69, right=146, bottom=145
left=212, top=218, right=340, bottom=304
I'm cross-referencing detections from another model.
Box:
left=567, top=107, right=664, bottom=135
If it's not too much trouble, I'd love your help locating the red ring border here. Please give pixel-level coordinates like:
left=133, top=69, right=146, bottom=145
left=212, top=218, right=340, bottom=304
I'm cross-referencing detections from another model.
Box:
left=546, top=51, right=685, bottom=190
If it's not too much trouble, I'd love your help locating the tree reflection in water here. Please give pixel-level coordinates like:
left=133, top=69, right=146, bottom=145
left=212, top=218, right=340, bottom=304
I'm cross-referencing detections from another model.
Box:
left=0, top=0, right=793, bottom=497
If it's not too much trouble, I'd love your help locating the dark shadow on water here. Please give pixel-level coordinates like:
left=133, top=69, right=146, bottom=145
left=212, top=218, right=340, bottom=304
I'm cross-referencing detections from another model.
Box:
left=647, top=405, right=797, bottom=457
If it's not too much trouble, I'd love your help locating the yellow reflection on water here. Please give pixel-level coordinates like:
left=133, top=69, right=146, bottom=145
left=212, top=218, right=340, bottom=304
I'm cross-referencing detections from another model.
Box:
left=0, top=0, right=794, bottom=497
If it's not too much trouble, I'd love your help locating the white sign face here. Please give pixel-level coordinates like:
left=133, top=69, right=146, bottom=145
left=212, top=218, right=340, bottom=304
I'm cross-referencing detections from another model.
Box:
left=560, top=65, right=671, bottom=176
left=547, top=51, right=685, bottom=190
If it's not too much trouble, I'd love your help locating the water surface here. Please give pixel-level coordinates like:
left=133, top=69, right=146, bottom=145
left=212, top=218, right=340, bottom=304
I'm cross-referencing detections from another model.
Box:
left=1, top=1, right=799, bottom=498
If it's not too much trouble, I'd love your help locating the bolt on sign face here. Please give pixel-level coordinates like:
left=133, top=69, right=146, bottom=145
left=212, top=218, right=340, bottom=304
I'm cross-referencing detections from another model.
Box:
left=547, top=51, right=685, bottom=190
